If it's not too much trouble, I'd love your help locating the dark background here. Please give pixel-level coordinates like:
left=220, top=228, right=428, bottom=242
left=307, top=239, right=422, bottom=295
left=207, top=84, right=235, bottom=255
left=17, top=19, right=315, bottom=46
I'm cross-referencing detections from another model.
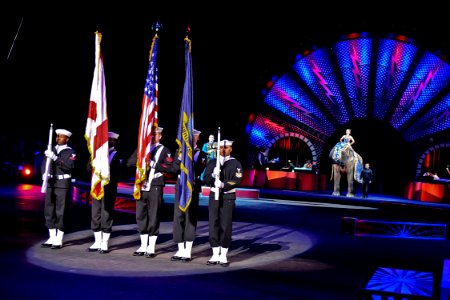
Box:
left=1, top=8, right=449, bottom=183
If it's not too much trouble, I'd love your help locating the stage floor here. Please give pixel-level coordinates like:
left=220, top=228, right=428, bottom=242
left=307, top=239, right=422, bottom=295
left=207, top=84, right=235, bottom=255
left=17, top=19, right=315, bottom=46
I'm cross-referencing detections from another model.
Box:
left=2, top=183, right=450, bottom=299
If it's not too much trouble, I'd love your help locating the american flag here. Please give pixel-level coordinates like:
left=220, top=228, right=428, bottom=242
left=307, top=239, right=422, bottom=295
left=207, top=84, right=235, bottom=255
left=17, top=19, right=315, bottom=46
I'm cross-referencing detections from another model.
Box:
left=175, top=35, right=194, bottom=212
left=85, top=31, right=110, bottom=200
left=133, top=32, right=159, bottom=200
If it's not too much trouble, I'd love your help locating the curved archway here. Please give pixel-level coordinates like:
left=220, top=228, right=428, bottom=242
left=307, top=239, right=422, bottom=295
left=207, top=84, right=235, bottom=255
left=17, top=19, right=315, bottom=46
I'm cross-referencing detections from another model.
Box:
left=265, top=132, right=319, bottom=167
left=417, top=143, right=450, bottom=178
left=246, top=32, right=450, bottom=196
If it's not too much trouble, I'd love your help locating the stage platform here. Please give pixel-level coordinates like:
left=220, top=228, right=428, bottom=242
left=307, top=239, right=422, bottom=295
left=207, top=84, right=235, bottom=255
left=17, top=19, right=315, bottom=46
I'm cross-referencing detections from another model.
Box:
left=3, top=182, right=450, bottom=299
left=73, top=180, right=450, bottom=216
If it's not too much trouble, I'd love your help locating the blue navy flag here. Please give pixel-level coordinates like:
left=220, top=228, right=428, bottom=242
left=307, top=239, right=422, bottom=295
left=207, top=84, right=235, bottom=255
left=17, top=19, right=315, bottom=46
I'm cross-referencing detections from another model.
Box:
left=175, top=35, right=194, bottom=212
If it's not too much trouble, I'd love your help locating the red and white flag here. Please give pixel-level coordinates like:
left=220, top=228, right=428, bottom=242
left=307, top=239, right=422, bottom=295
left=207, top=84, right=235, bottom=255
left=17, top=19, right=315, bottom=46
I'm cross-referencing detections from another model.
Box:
left=85, top=31, right=109, bottom=200
left=133, top=32, right=159, bottom=199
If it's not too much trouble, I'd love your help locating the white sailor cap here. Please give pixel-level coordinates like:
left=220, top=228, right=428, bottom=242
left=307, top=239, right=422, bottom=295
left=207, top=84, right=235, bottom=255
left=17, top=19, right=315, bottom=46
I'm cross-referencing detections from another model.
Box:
left=193, top=129, right=201, bottom=136
left=155, top=127, right=163, bottom=133
left=108, top=132, right=120, bottom=139
left=55, top=129, right=72, bottom=137
left=219, top=139, right=233, bottom=147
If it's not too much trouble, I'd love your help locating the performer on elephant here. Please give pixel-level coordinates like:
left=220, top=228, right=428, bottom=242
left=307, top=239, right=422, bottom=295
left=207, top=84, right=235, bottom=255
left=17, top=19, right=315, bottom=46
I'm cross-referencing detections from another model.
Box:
left=329, top=128, right=364, bottom=197
left=332, top=128, right=355, bottom=164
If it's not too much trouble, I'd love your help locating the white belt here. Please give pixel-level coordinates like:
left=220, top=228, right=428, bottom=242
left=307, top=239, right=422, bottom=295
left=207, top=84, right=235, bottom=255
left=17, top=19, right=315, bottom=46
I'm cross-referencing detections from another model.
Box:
left=50, top=174, right=72, bottom=179
left=141, top=172, right=163, bottom=191
left=210, top=188, right=235, bottom=194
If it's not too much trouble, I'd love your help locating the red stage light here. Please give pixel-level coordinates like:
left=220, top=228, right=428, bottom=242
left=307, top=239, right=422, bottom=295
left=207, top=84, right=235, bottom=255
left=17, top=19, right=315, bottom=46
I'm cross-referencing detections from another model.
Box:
left=21, top=166, right=33, bottom=177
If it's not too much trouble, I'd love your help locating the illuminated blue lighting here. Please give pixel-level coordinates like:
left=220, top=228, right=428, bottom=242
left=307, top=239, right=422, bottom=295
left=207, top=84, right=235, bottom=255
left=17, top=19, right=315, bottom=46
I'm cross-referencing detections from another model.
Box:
left=292, top=48, right=350, bottom=124
left=391, top=51, right=450, bottom=129
left=374, top=38, right=419, bottom=120
left=364, top=267, right=433, bottom=298
left=404, top=92, right=450, bottom=141
left=333, top=38, right=373, bottom=118
left=264, top=74, right=335, bottom=136
left=248, top=33, right=450, bottom=162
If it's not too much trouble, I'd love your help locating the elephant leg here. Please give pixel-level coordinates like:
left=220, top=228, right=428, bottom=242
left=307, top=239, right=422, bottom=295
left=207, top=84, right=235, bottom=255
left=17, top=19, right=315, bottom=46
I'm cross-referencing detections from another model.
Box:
left=346, top=168, right=355, bottom=197
left=332, top=165, right=341, bottom=196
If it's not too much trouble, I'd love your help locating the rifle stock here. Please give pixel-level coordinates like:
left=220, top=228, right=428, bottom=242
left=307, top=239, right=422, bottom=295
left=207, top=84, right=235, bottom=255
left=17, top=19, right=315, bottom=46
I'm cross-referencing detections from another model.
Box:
left=41, top=123, right=53, bottom=193
left=214, top=127, right=221, bottom=200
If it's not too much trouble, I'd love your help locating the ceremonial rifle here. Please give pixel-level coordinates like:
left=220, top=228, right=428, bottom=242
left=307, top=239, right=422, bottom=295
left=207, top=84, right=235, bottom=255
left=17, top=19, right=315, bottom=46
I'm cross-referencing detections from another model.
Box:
left=41, top=123, right=53, bottom=193
left=214, top=127, right=221, bottom=200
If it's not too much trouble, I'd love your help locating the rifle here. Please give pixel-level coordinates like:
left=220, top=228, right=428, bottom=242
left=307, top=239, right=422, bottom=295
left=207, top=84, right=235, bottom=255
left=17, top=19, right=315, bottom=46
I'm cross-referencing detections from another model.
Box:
left=41, top=123, right=53, bottom=193
left=214, top=127, right=221, bottom=200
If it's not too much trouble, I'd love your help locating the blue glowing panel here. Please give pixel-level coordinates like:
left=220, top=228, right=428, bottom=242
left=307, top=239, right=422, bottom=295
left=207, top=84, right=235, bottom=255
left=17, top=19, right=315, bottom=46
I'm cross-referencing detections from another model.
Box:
left=355, top=219, right=446, bottom=239
left=364, top=267, right=433, bottom=298
left=249, top=33, right=450, bottom=164
left=403, top=92, right=450, bottom=142
left=248, top=114, right=292, bottom=148
left=292, top=48, right=349, bottom=124
left=391, top=51, right=450, bottom=129
left=248, top=121, right=272, bottom=147
left=374, top=38, right=419, bottom=120
left=333, top=38, right=372, bottom=118
left=264, top=74, right=335, bottom=136
left=248, top=113, right=327, bottom=149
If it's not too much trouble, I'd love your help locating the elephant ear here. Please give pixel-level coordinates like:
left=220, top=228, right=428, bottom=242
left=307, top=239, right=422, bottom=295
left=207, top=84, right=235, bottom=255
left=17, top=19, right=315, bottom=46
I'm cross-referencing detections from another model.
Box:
left=329, top=143, right=343, bottom=164
left=329, top=146, right=337, bottom=159
left=354, top=153, right=364, bottom=183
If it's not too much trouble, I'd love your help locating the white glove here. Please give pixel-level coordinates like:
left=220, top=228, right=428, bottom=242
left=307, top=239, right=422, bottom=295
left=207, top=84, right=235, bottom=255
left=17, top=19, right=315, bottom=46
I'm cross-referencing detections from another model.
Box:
left=212, top=167, right=221, bottom=178
left=214, top=179, right=224, bottom=189
left=149, top=160, right=155, bottom=168
left=45, top=150, right=57, bottom=161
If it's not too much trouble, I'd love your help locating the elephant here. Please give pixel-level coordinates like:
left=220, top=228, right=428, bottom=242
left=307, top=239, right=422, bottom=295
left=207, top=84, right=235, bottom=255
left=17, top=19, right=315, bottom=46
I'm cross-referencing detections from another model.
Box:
left=329, top=143, right=363, bottom=197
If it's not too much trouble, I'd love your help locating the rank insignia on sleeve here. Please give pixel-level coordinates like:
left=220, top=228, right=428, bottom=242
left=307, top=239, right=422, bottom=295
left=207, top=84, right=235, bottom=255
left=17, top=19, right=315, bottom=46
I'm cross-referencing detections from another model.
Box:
left=236, top=168, right=242, bottom=178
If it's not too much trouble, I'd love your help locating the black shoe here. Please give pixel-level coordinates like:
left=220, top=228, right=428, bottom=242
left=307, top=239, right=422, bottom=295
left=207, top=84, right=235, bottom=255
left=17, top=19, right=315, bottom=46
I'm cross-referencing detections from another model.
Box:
left=87, top=247, right=100, bottom=252
left=133, top=251, right=145, bottom=256
left=171, top=256, right=182, bottom=261
left=41, top=243, right=52, bottom=248
left=99, top=249, right=110, bottom=254
left=51, top=245, right=62, bottom=250
left=206, top=260, right=219, bottom=266
left=220, top=262, right=229, bottom=267
left=145, top=252, right=155, bottom=258
left=181, top=257, right=192, bottom=263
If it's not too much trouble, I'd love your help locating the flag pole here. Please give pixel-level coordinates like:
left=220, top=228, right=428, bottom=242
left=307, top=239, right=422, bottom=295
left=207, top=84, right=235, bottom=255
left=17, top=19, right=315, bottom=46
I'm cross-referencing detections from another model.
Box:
left=152, top=21, right=162, bottom=36
left=175, top=25, right=195, bottom=212
left=85, top=30, right=110, bottom=200
left=133, top=21, right=162, bottom=200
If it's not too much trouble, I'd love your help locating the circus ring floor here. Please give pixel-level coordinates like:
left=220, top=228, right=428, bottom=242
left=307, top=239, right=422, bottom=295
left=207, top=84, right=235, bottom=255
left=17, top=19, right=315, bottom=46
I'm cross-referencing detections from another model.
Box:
left=27, top=221, right=315, bottom=277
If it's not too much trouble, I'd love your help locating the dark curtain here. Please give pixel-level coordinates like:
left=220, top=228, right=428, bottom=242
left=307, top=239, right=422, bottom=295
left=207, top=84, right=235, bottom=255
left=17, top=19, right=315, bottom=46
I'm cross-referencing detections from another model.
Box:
left=269, top=137, right=311, bottom=168
left=423, top=147, right=450, bottom=178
